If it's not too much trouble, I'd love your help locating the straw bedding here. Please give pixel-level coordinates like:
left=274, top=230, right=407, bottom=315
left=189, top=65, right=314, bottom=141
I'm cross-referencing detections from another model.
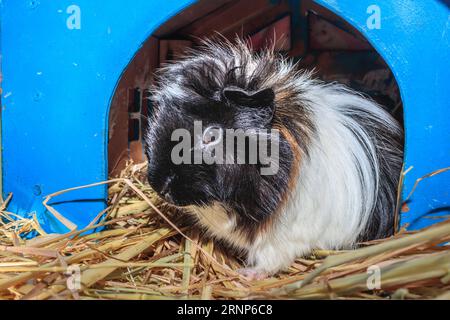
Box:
left=0, top=162, right=449, bottom=300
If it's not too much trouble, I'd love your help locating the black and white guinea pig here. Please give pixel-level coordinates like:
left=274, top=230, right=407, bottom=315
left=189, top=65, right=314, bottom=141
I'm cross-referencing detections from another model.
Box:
left=145, top=39, right=403, bottom=278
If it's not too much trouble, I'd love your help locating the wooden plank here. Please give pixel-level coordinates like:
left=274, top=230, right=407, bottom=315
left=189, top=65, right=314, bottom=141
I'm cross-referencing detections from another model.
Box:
left=159, top=40, right=193, bottom=64
left=309, top=13, right=371, bottom=51
left=153, top=0, right=235, bottom=37
left=108, top=37, right=159, bottom=176
left=222, top=1, right=291, bottom=40
left=178, top=0, right=280, bottom=39
left=249, top=15, right=291, bottom=51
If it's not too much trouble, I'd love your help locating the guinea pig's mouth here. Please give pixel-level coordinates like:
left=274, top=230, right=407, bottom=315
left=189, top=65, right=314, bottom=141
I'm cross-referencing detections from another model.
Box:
left=157, top=191, right=182, bottom=207
left=148, top=176, right=210, bottom=208
left=156, top=190, right=199, bottom=208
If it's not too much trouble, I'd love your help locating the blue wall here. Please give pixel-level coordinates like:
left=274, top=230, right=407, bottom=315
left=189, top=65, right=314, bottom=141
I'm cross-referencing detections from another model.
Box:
left=1, top=0, right=449, bottom=233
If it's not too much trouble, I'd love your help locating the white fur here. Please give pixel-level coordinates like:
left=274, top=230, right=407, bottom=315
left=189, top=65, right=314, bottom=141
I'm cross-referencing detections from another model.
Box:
left=248, top=83, right=399, bottom=274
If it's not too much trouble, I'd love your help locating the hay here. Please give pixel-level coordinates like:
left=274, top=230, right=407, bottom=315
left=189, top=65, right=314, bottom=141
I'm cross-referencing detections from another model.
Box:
left=0, top=162, right=449, bottom=300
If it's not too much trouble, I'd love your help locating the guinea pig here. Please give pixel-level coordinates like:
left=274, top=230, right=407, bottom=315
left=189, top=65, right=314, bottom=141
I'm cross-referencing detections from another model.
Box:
left=145, top=38, right=403, bottom=279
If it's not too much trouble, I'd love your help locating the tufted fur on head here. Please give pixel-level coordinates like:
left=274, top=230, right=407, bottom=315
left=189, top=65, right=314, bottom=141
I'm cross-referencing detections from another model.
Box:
left=145, top=38, right=404, bottom=275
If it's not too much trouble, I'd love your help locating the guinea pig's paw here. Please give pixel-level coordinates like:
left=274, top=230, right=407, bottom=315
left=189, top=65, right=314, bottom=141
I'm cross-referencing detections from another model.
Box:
left=237, top=268, right=268, bottom=281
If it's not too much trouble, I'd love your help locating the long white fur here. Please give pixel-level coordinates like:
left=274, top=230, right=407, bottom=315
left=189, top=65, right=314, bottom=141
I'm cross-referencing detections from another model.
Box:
left=248, top=84, right=395, bottom=274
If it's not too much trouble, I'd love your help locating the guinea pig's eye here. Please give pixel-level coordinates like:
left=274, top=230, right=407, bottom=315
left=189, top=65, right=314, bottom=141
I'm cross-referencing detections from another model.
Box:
left=202, top=126, right=223, bottom=146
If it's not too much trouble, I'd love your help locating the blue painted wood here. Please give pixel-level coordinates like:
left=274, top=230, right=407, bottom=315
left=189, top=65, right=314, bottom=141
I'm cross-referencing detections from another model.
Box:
left=315, top=0, right=450, bottom=230
left=0, top=0, right=196, bottom=233
left=1, top=0, right=448, bottom=234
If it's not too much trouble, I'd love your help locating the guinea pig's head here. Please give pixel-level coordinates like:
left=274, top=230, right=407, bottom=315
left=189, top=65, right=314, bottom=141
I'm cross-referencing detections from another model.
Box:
left=145, top=40, right=301, bottom=223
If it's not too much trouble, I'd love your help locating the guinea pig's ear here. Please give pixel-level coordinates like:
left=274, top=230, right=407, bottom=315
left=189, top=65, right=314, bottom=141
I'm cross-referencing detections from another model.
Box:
left=223, top=87, right=275, bottom=124
left=222, top=87, right=275, bottom=108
